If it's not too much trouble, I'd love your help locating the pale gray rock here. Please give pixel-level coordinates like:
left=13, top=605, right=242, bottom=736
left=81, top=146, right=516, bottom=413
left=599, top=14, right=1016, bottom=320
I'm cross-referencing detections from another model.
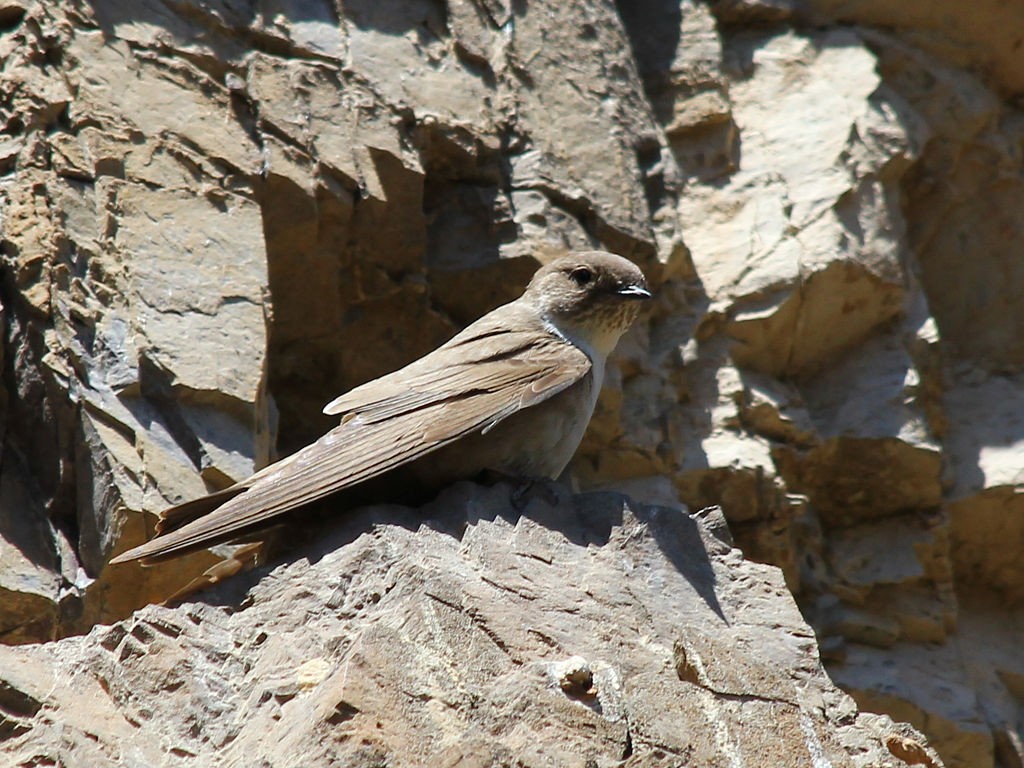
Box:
left=3, top=0, right=1024, bottom=764
left=830, top=641, right=990, bottom=768
left=943, top=370, right=1024, bottom=602
left=0, top=453, right=61, bottom=645
left=679, top=28, right=915, bottom=379
left=802, top=0, right=1024, bottom=94
left=0, top=484, right=935, bottom=767
left=113, top=184, right=268, bottom=406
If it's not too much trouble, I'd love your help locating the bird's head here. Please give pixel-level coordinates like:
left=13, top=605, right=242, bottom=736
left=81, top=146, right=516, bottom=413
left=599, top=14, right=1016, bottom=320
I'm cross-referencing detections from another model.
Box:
left=525, top=251, right=651, bottom=355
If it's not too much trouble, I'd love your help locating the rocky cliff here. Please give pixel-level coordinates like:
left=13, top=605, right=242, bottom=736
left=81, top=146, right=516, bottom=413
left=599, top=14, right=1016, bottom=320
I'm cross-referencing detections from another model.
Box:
left=0, top=483, right=940, bottom=766
left=0, top=0, right=1021, bottom=765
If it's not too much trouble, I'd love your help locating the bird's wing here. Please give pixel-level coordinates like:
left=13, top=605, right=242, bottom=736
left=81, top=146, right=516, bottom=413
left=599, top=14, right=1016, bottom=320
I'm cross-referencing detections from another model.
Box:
left=110, top=323, right=590, bottom=564
left=321, top=312, right=554, bottom=417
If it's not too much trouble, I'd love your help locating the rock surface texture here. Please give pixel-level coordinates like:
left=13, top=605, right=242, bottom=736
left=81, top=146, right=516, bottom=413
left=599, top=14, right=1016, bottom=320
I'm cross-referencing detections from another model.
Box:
left=0, top=0, right=1019, bottom=765
left=0, top=483, right=938, bottom=767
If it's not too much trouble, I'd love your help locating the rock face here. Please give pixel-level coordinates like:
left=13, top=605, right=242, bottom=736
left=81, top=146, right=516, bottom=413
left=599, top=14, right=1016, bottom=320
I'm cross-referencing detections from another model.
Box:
left=0, top=0, right=1021, bottom=765
left=0, top=483, right=938, bottom=767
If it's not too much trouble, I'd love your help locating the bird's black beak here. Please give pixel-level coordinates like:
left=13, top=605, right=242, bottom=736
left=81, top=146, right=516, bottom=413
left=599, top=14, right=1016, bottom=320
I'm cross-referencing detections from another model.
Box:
left=616, top=284, right=652, bottom=300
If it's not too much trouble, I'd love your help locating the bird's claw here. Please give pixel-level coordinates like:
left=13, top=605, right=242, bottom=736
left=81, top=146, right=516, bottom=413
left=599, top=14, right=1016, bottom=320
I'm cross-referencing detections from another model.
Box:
left=510, top=476, right=561, bottom=511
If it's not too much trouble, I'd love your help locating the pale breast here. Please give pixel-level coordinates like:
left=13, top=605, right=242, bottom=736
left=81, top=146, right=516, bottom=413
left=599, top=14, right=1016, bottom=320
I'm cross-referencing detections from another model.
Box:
left=483, top=321, right=606, bottom=478
left=491, top=368, right=599, bottom=478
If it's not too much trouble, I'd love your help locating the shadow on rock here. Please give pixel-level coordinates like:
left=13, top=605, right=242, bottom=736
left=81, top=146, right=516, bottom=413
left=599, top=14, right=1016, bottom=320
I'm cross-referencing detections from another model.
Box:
left=198, top=479, right=727, bottom=625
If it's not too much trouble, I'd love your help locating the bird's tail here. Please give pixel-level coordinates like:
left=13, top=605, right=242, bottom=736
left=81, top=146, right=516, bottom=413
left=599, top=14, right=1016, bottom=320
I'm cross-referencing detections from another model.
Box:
left=155, top=486, right=248, bottom=535
left=109, top=485, right=249, bottom=565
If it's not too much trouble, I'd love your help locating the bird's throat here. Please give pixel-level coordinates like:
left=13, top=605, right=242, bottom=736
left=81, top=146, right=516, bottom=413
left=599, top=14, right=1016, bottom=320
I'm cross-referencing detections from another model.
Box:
left=544, top=312, right=627, bottom=360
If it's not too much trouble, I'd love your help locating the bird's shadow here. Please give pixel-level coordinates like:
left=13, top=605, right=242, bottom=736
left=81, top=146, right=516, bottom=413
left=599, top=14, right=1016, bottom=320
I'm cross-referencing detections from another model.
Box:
left=197, top=480, right=727, bottom=624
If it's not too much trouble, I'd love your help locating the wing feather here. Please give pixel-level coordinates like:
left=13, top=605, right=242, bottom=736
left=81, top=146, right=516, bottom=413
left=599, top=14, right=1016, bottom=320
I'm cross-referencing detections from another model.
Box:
left=322, top=313, right=542, bottom=417
left=111, top=321, right=590, bottom=564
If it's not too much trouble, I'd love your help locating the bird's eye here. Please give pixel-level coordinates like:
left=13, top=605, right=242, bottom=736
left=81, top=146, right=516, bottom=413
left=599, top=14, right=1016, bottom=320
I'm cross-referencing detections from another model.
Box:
left=569, top=266, right=594, bottom=286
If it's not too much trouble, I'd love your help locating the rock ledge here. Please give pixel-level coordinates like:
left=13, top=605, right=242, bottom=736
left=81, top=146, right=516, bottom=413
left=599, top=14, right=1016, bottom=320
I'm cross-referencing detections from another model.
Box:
left=0, top=483, right=937, bottom=767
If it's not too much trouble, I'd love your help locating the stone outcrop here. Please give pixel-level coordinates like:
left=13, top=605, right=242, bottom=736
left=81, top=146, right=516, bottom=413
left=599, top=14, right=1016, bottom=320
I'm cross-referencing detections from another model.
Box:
left=1, top=0, right=1023, bottom=765
left=0, top=483, right=938, bottom=767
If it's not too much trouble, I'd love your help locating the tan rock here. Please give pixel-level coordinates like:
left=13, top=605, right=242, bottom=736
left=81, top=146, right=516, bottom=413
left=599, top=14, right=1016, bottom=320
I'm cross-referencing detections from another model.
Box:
left=67, top=32, right=259, bottom=175
left=504, top=0, right=660, bottom=254
left=0, top=485, right=932, bottom=767
left=112, top=184, right=268, bottom=405
left=4, top=0, right=1023, bottom=764
left=804, top=0, right=1024, bottom=94
left=0, top=455, right=60, bottom=644
left=680, top=29, right=915, bottom=377
left=944, top=372, right=1024, bottom=601
left=831, top=642, right=991, bottom=768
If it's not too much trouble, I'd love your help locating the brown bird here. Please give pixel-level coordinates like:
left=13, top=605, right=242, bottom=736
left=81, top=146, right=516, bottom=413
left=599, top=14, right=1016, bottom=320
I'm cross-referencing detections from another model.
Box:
left=111, top=251, right=650, bottom=565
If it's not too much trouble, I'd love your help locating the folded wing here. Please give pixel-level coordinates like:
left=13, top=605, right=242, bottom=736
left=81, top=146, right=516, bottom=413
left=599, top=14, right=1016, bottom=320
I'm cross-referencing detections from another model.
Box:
left=111, top=314, right=589, bottom=564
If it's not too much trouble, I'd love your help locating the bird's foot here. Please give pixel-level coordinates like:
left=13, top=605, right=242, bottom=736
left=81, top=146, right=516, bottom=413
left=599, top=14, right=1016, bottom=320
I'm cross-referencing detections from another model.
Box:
left=472, top=469, right=564, bottom=511
left=510, top=476, right=562, bottom=511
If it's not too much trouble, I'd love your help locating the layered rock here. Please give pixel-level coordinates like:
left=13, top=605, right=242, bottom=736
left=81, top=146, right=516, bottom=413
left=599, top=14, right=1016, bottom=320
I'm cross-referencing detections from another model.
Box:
left=0, top=484, right=937, bottom=767
left=1, top=0, right=1023, bottom=765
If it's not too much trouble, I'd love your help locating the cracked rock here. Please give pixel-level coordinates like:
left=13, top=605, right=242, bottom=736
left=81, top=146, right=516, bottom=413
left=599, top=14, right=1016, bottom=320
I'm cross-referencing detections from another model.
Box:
left=0, top=483, right=927, bottom=767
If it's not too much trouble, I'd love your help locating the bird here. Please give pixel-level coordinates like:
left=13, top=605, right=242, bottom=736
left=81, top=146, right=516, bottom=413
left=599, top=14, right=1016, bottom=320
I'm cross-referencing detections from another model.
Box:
left=110, top=251, right=651, bottom=565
